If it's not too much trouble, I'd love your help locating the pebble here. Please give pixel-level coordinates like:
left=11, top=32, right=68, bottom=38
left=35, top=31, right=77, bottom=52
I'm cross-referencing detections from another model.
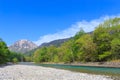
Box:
left=0, top=65, right=113, bottom=80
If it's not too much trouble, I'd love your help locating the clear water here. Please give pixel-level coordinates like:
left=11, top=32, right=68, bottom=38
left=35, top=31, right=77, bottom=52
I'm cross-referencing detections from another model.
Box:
left=20, top=62, right=120, bottom=80
left=34, top=63, right=120, bottom=75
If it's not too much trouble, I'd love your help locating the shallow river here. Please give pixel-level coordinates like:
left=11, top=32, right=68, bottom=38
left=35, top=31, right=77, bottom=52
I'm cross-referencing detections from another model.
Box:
left=20, top=62, right=120, bottom=80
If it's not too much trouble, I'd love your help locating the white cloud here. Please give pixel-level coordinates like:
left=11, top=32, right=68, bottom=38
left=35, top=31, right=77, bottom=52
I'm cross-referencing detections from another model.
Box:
left=34, top=15, right=120, bottom=46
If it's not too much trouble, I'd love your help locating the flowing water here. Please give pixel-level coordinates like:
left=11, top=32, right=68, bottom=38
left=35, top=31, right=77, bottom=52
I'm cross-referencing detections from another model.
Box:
left=20, top=62, right=120, bottom=80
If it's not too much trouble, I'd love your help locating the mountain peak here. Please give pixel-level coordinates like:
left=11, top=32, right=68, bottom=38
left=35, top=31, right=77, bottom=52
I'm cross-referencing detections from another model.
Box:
left=9, top=39, right=38, bottom=53
left=19, top=39, right=28, bottom=41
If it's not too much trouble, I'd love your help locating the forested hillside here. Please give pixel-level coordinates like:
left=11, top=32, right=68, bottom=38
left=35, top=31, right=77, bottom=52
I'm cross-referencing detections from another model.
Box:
left=32, top=18, right=120, bottom=63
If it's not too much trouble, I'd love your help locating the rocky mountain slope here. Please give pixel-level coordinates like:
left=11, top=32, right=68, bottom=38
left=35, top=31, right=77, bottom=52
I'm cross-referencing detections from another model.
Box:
left=9, top=39, right=37, bottom=53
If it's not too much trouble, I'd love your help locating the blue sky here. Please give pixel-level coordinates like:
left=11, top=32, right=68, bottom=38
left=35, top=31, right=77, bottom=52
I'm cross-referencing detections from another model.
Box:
left=0, top=0, right=120, bottom=46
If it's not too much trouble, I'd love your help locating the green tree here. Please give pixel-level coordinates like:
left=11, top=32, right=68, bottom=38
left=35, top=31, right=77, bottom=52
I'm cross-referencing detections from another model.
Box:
left=0, top=39, right=10, bottom=64
left=99, top=51, right=112, bottom=61
left=33, top=49, right=41, bottom=63
left=33, top=47, right=49, bottom=63
left=12, top=58, right=18, bottom=64
left=53, top=55, right=59, bottom=63
left=111, top=38, right=120, bottom=60
left=74, top=28, right=85, bottom=40
left=93, top=17, right=120, bottom=61
left=24, top=56, right=32, bottom=62
left=47, top=46, right=58, bottom=62
left=75, top=34, right=97, bottom=62
left=93, top=26, right=112, bottom=55
left=60, top=40, right=75, bottom=63
left=9, top=52, right=24, bottom=62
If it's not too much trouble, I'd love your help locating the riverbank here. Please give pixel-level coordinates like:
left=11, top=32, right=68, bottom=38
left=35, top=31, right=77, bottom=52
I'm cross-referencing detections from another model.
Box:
left=39, top=62, right=120, bottom=68
left=0, top=64, right=113, bottom=80
left=67, top=62, right=120, bottom=68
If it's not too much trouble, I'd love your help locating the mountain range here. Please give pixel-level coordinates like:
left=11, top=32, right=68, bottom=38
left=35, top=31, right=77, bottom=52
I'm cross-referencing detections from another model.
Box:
left=9, top=38, right=70, bottom=53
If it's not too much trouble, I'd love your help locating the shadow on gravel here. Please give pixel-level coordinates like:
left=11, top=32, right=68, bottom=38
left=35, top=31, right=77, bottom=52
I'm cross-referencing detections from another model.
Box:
left=0, top=62, right=15, bottom=68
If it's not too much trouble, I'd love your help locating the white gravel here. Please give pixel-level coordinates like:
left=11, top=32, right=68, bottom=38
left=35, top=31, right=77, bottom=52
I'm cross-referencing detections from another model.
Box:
left=0, top=65, right=113, bottom=80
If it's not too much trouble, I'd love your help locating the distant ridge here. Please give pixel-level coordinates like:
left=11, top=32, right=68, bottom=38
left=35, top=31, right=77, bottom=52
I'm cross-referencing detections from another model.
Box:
left=39, top=38, right=70, bottom=48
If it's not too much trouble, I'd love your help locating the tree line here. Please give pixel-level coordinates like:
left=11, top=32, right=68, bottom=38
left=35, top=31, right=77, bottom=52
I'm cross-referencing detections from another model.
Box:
left=0, top=39, right=24, bottom=64
left=32, top=18, right=120, bottom=63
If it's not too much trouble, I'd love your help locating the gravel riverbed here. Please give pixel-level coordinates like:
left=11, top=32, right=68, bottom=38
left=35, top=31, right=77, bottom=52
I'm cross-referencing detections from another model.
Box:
left=0, top=64, right=113, bottom=80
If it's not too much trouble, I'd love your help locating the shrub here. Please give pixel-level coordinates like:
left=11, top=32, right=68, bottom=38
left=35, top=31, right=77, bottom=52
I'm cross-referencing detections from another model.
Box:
left=12, top=58, right=18, bottom=64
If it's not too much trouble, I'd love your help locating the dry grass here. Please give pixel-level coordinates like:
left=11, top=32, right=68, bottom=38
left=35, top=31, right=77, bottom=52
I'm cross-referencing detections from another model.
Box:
left=110, top=59, right=120, bottom=62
